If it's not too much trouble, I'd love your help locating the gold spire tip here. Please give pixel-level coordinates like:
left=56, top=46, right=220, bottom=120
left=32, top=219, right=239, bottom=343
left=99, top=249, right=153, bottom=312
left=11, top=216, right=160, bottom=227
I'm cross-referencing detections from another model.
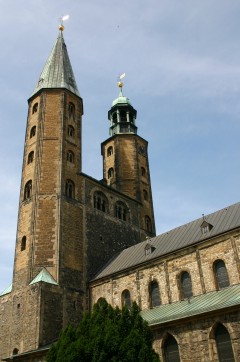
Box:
left=59, top=24, right=65, bottom=31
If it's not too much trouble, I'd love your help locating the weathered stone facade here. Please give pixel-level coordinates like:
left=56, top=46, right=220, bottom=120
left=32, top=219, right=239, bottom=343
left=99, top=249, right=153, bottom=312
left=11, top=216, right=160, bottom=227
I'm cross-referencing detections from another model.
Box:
left=90, top=221, right=240, bottom=361
left=1, top=28, right=239, bottom=362
left=0, top=30, right=155, bottom=361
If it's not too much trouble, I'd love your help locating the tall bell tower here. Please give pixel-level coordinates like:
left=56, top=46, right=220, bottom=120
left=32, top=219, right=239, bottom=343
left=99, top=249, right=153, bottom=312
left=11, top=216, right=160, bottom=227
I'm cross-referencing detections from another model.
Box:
left=13, top=26, right=84, bottom=290
left=0, top=26, right=86, bottom=359
left=101, top=80, right=155, bottom=238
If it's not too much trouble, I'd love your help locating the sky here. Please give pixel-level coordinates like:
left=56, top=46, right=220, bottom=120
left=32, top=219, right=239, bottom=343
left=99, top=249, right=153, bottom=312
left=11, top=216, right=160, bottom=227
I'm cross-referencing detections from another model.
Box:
left=0, top=0, right=240, bottom=292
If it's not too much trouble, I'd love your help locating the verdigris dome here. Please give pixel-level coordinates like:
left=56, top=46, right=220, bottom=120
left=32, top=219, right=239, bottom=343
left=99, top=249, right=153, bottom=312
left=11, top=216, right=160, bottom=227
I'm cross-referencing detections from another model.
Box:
left=112, top=92, right=132, bottom=107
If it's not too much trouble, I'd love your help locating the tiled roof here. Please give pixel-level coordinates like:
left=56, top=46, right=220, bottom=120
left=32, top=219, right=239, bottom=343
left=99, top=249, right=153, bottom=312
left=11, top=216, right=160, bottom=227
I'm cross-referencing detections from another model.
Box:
left=92, top=202, right=240, bottom=281
left=31, top=31, right=80, bottom=98
left=29, top=268, right=58, bottom=286
left=141, top=284, right=240, bottom=326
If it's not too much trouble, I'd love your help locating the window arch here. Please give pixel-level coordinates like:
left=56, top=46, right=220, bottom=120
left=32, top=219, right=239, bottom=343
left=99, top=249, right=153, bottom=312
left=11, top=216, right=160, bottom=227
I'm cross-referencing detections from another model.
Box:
left=65, top=180, right=75, bottom=199
left=108, top=167, right=114, bottom=179
left=149, top=281, right=161, bottom=308
left=141, top=167, right=146, bottom=177
left=24, top=180, right=32, bottom=200
left=107, top=146, right=113, bottom=156
left=163, top=335, right=180, bottom=362
left=115, top=201, right=128, bottom=221
left=213, top=260, right=230, bottom=290
left=215, top=324, right=235, bottom=362
left=122, top=289, right=131, bottom=310
left=143, top=189, right=148, bottom=201
left=21, top=236, right=26, bottom=251
left=27, top=151, right=34, bottom=164
left=67, top=150, right=74, bottom=163
left=68, top=102, right=75, bottom=121
left=30, top=126, right=36, bottom=138
left=68, top=125, right=75, bottom=138
left=32, top=102, right=38, bottom=114
left=179, top=271, right=193, bottom=299
left=145, top=216, right=152, bottom=232
left=94, top=191, right=108, bottom=212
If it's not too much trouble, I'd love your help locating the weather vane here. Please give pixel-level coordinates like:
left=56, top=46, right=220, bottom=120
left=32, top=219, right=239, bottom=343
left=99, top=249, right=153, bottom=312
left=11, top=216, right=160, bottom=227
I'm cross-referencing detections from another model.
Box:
left=58, top=14, right=70, bottom=31
left=118, top=73, right=126, bottom=91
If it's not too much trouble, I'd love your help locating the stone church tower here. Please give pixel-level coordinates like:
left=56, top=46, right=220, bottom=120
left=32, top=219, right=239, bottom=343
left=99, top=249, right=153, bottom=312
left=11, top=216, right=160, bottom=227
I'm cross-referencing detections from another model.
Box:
left=0, top=27, right=155, bottom=361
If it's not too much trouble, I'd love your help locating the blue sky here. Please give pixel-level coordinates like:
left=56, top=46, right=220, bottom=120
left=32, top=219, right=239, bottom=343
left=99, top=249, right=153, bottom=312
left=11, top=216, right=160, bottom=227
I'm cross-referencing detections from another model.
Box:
left=0, top=0, right=240, bottom=292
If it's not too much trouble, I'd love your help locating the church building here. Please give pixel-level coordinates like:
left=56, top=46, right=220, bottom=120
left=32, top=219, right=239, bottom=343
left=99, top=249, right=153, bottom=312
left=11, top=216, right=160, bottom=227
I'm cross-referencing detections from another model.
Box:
left=0, top=25, right=240, bottom=362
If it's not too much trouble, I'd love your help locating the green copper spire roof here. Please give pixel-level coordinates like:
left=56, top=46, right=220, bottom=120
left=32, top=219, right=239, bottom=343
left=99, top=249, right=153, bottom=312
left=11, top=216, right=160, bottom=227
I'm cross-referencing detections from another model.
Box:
left=29, top=268, right=58, bottom=286
left=31, top=30, right=80, bottom=98
left=112, top=89, right=132, bottom=107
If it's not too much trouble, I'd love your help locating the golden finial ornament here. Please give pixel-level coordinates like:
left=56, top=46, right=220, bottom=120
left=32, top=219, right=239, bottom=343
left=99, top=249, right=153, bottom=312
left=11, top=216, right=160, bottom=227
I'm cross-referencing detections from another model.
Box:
left=58, top=15, right=70, bottom=31
left=118, top=73, right=126, bottom=93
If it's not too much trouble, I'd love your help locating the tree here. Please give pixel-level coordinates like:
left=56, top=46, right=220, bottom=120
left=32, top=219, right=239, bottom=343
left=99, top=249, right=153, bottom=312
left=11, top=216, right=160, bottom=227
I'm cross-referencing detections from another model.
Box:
left=46, top=299, right=160, bottom=362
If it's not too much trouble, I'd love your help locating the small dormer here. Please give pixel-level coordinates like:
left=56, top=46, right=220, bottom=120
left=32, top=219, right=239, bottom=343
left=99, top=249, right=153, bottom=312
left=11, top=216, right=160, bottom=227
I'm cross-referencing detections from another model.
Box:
left=201, top=219, right=213, bottom=234
left=144, top=243, right=156, bottom=256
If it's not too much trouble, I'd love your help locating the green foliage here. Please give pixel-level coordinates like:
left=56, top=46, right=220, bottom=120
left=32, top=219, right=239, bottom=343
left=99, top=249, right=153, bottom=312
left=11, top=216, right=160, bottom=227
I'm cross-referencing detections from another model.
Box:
left=46, top=299, right=159, bottom=362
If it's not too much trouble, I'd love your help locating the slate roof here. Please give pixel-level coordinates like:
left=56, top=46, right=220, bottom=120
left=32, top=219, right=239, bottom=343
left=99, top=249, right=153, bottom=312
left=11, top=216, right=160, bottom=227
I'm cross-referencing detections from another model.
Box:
left=141, top=284, right=240, bottom=326
left=92, top=202, right=240, bottom=281
left=31, top=31, right=80, bottom=98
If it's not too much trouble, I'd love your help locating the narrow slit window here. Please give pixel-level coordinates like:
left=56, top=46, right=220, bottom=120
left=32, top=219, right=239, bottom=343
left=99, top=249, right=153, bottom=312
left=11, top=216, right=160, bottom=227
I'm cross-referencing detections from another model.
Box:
left=24, top=180, right=32, bottom=200
left=30, top=126, right=36, bottom=138
left=21, top=236, right=26, bottom=251
left=27, top=151, right=34, bottom=164
left=32, top=103, right=38, bottom=114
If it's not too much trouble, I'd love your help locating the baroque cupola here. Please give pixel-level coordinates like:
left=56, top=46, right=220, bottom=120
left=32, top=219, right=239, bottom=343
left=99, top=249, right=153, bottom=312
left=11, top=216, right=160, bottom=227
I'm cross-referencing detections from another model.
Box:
left=108, top=80, right=137, bottom=136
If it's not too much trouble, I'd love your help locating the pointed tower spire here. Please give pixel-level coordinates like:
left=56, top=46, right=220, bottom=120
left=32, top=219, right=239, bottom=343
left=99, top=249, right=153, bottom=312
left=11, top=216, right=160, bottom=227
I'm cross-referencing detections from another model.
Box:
left=31, top=28, right=80, bottom=98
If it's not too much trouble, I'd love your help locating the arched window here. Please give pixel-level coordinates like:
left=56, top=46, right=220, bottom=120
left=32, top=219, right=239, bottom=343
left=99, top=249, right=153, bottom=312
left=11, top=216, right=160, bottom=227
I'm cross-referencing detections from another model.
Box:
left=145, top=216, right=152, bottom=232
left=30, top=126, right=36, bottom=138
left=24, top=180, right=32, bottom=200
left=68, top=125, right=75, bottom=138
left=27, top=151, right=34, bottom=164
left=67, top=150, right=74, bottom=163
left=179, top=271, right=193, bottom=299
left=21, top=236, right=26, bottom=251
left=141, top=167, right=146, bottom=177
left=149, top=281, right=161, bottom=308
left=143, top=189, right=148, bottom=201
left=213, top=260, right=230, bottom=290
left=108, top=167, right=114, bottom=179
left=32, top=102, right=38, bottom=114
left=163, top=335, right=180, bottom=362
left=94, top=191, right=108, bottom=212
left=115, top=201, right=128, bottom=221
left=65, top=180, right=75, bottom=199
left=122, top=289, right=131, bottom=309
left=12, top=348, right=19, bottom=355
left=68, top=102, right=75, bottom=121
left=107, top=146, right=113, bottom=156
left=215, top=324, right=235, bottom=362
